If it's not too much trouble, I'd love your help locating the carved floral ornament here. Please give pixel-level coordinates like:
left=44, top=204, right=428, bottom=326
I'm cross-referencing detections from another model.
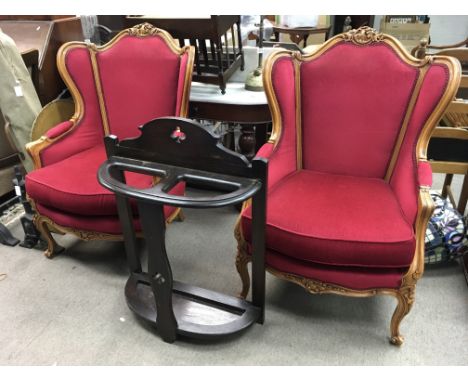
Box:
left=342, top=26, right=385, bottom=45
left=127, top=22, right=161, bottom=37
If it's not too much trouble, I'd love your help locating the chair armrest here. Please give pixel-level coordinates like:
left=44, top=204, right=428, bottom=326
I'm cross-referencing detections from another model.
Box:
left=253, top=142, right=275, bottom=160
left=253, top=141, right=295, bottom=191
left=418, top=161, right=432, bottom=188
left=26, top=120, right=74, bottom=169
left=44, top=121, right=74, bottom=139
left=31, top=98, right=75, bottom=141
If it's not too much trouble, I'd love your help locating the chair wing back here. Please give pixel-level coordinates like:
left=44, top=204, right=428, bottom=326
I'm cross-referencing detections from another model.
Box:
left=57, top=22, right=194, bottom=142
left=264, top=27, right=460, bottom=224
left=56, top=45, right=104, bottom=152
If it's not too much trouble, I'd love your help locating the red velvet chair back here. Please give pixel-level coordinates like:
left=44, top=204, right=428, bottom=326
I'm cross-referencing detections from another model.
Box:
left=265, top=28, right=460, bottom=224
left=57, top=23, right=194, bottom=142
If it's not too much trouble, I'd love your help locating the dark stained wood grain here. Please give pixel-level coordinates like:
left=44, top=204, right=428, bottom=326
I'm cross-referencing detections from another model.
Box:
left=98, top=116, right=267, bottom=342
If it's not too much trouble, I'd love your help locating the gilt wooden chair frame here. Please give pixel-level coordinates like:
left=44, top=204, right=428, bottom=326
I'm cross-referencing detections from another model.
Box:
left=234, top=27, right=461, bottom=345
left=25, top=23, right=195, bottom=257
left=413, top=40, right=468, bottom=214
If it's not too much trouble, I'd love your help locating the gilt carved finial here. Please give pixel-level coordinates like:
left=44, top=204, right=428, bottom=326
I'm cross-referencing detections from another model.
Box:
left=127, top=22, right=160, bottom=37
left=342, top=26, right=385, bottom=45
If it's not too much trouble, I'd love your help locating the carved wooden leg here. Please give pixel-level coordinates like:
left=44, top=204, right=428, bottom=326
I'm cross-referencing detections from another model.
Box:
left=176, top=209, right=185, bottom=222
left=166, top=208, right=184, bottom=224
left=236, top=249, right=251, bottom=299
left=390, top=286, right=415, bottom=346
left=33, top=215, right=64, bottom=258
left=234, top=206, right=253, bottom=299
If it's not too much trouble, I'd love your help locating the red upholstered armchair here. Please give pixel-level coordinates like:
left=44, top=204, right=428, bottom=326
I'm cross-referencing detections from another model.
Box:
left=235, top=27, right=461, bottom=345
left=25, top=23, right=194, bottom=258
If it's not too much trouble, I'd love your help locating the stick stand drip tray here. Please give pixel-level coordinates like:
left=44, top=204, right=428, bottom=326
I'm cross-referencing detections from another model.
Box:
left=126, top=273, right=261, bottom=339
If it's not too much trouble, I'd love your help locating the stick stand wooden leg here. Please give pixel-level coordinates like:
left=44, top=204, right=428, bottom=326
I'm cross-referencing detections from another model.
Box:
left=138, top=202, right=177, bottom=343
left=251, top=162, right=267, bottom=324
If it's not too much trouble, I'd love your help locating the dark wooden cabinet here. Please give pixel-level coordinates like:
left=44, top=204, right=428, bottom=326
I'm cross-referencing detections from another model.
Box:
left=125, top=16, right=244, bottom=94
left=331, top=15, right=375, bottom=36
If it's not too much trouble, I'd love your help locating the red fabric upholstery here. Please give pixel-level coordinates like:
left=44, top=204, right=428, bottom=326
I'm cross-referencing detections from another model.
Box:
left=268, top=57, right=299, bottom=189
left=390, top=64, right=449, bottom=223
left=35, top=203, right=142, bottom=234
left=26, top=145, right=185, bottom=216
left=176, top=51, right=189, bottom=116
left=242, top=170, right=415, bottom=268
left=35, top=202, right=180, bottom=235
left=241, top=42, right=453, bottom=292
left=25, top=28, right=193, bottom=253
left=40, top=47, right=104, bottom=167
left=45, top=121, right=73, bottom=139
left=265, top=248, right=406, bottom=290
left=300, top=42, right=419, bottom=178
left=40, top=35, right=191, bottom=168
left=96, top=35, right=182, bottom=139
left=255, top=142, right=275, bottom=160
left=418, top=161, right=432, bottom=188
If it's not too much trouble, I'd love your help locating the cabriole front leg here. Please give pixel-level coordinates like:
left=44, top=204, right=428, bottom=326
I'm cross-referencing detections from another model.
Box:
left=236, top=249, right=251, bottom=299
left=390, top=286, right=415, bottom=346
left=33, top=215, right=64, bottom=258
left=234, top=216, right=252, bottom=299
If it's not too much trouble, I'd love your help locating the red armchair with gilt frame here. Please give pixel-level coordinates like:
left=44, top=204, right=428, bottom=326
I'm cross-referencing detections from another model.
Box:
left=235, top=27, right=460, bottom=345
left=25, top=23, right=195, bottom=258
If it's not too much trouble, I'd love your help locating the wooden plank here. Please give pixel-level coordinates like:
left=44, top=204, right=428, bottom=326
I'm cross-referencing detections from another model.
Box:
left=430, top=161, right=468, bottom=174
left=446, top=100, right=468, bottom=114
left=431, top=127, right=468, bottom=139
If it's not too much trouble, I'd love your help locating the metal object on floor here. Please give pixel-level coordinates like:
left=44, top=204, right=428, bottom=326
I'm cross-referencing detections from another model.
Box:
left=98, top=117, right=267, bottom=343
left=0, top=166, right=42, bottom=248
left=0, top=222, right=19, bottom=246
left=0, top=185, right=20, bottom=247
left=13, top=166, right=41, bottom=248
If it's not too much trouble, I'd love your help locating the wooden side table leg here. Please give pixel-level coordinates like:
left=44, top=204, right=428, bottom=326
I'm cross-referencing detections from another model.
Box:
left=236, top=18, right=245, bottom=71
left=215, top=38, right=226, bottom=94
left=138, top=202, right=177, bottom=343
left=221, top=123, right=236, bottom=152
left=457, top=174, right=467, bottom=215
left=442, top=174, right=453, bottom=199
left=463, top=252, right=468, bottom=287
left=255, top=123, right=269, bottom=152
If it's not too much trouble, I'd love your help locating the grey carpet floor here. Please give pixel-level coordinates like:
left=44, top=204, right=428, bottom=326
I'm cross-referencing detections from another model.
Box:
left=1, top=187, right=467, bottom=365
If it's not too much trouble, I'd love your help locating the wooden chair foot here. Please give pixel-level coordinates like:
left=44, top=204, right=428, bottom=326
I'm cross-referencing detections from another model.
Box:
left=34, top=215, right=65, bottom=258
left=176, top=209, right=185, bottom=222
left=236, top=250, right=251, bottom=299
left=166, top=208, right=184, bottom=224
left=390, top=335, right=405, bottom=346
left=389, top=286, right=415, bottom=346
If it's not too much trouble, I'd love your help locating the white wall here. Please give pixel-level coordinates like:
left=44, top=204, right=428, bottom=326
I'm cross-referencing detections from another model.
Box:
left=427, top=15, right=468, bottom=45
left=374, top=15, right=468, bottom=45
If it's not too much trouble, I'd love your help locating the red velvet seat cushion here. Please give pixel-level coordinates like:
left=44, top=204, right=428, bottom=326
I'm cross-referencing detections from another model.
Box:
left=34, top=202, right=179, bottom=234
left=26, top=145, right=184, bottom=216
left=35, top=202, right=142, bottom=234
left=242, top=170, right=415, bottom=268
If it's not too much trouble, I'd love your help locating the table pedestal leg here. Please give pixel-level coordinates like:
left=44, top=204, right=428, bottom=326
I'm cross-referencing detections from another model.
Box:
left=238, top=123, right=270, bottom=160
left=238, top=124, right=256, bottom=160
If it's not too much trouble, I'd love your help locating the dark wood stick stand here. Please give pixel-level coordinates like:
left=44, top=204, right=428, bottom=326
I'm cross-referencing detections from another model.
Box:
left=98, top=117, right=267, bottom=343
